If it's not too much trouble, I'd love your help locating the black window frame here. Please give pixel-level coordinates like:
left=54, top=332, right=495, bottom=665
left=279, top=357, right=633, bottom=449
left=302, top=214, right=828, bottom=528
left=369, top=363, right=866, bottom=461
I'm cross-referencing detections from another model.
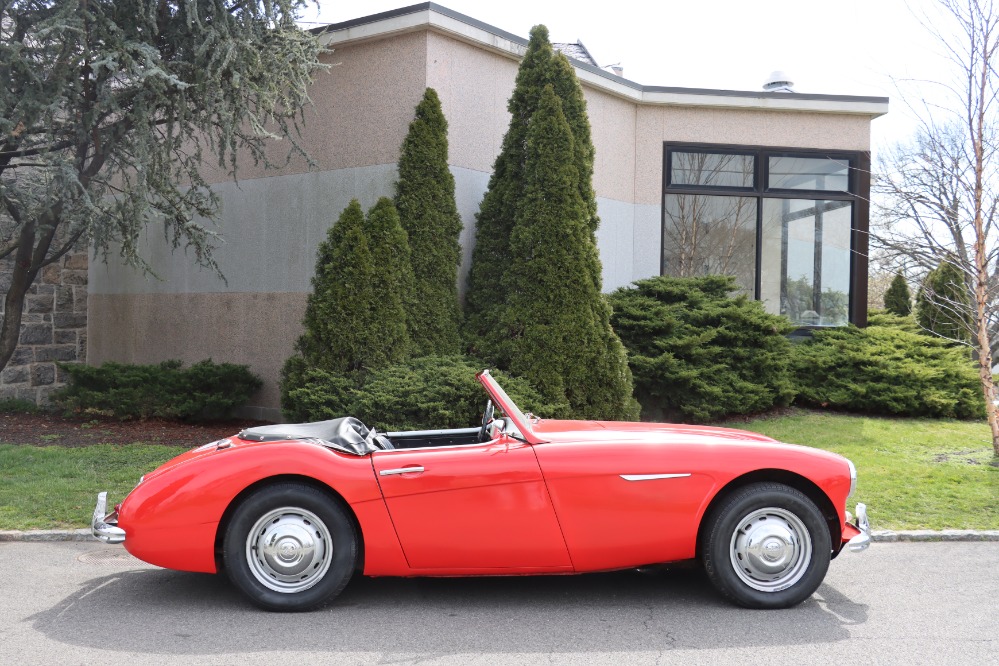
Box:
left=662, top=142, right=870, bottom=327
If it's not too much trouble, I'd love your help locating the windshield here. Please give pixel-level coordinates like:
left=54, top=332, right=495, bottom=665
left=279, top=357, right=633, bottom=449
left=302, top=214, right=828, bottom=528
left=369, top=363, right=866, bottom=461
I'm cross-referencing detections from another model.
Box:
left=476, top=370, right=546, bottom=445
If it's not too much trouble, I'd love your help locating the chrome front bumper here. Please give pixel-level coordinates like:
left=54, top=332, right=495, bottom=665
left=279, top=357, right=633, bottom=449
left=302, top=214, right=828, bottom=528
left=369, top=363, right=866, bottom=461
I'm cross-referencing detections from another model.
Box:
left=91, top=492, right=126, bottom=544
left=845, top=502, right=871, bottom=552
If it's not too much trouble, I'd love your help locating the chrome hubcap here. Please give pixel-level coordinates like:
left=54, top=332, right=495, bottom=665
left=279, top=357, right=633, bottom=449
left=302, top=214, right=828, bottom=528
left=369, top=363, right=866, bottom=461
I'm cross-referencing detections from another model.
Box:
left=246, top=507, right=332, bottom=594
left=730, top=507, right=811, bottom=592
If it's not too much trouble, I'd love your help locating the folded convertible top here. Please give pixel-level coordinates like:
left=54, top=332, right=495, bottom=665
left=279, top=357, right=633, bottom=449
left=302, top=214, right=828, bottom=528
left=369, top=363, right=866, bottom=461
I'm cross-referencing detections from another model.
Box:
left=238, top=416, right=391, bottom=455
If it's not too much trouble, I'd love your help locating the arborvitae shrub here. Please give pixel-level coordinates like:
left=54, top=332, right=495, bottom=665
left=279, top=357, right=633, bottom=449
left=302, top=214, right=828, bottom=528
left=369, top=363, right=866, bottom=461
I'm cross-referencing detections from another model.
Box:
left=282, top=196, right=415, bottom=414
left=501, top=85, right=638, bottom=421
left=464, top=26, right=556, bottom=357
left=916, top=261, right=971, bottom=342
left=53, top=360, right=261, bottom=420
left=792, top=324, right=983, bottom=419
left=883, top=272, right=913, bottom=316
left=395, top=88, right=463, bottom=355
left=363, top=197, right=414, bottom=367
left=282, top=355, right=566, bottom=431
left=608, top=275, right=797, bottom=422
left=292, top=200, right=379, bottom=373
left=465, top=27, right=602, bottom=362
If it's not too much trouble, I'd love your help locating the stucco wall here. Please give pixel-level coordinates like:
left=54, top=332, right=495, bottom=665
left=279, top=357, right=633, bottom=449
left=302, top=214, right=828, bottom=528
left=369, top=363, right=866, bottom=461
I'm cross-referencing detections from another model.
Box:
left=87, top=26, right=877, bottom=417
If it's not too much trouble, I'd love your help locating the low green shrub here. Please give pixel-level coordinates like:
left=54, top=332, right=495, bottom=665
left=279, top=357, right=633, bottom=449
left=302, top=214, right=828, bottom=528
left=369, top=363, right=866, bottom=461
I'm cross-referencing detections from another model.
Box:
left=866, top=309, right=922, bottom=333
left=282, top=355, right=567, bottom=431
left=608, top=275, right=797, bottom=422
left=53, top=360, right=262, bottom=421
left=792, top=325, right=983, bottom=419
left=0, top=398, right=42, bottom=414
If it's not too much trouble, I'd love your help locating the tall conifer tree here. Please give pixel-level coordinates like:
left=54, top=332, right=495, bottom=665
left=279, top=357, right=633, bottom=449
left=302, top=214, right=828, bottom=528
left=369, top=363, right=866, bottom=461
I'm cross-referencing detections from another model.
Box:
left=465, top=25, right=605, bottom=360
left=364, top=197, right=414, bottom=367
left=292, top=200, right=378, bottom=374
left=917, top=261, right=972, bottom=342
left=285, top=196, right=413, bottom=381
left=502, top=86, right=638, bottom=420
left=464, top=26, right=556, bottom=360
left=395, top=88, right=463, bottom=355
left=883, top=272, right=913, bottom=316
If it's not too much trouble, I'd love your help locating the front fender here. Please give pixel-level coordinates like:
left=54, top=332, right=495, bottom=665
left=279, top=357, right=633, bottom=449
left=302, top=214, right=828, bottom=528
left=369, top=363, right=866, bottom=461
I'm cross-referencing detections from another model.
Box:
left=117, top=439, right=404, bottom=574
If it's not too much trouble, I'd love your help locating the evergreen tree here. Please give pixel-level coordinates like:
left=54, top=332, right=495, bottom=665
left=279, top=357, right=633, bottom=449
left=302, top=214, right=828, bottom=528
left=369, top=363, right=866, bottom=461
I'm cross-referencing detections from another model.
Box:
left=464, top=25, right=604, bottom=361
left=917, top=261, right=972, bottom=342
left=883, top=272, right=913, bottom=316
left=0, top=1, right=324, bottom=375
left=395, top=88, right=463, bottom=355
left=363, top=197, right=414, bottom=367
left=290, top=200, right=378, bottom=374
left=502, top=85, right=638, bottom=420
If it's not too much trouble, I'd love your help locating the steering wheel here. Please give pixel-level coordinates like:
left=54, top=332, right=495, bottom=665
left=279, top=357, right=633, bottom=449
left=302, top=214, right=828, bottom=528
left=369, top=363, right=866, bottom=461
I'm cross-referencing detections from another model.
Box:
left=479, top=399, right=494, bottom=442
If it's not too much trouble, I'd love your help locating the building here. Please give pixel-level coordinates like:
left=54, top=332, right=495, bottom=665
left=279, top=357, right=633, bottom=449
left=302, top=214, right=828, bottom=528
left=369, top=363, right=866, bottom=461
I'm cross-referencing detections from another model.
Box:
left=81, top=3, right=887, bottom=419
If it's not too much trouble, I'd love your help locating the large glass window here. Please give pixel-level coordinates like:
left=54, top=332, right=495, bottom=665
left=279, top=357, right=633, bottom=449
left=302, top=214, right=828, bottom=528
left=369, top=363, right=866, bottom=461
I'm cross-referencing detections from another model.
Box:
left=663, top=144, right=863, bottom=326
left=760, top=199, right=852, bottom=326
left=662, top=194, right=757, bottom=294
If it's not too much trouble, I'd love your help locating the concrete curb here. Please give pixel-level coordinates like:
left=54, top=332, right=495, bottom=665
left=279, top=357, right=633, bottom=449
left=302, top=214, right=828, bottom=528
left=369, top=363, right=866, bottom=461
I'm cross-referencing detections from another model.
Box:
left=0, top=529, right=92, bottom=542
left=871, top=530, right=999, bottom=542
left=1, top=528, right=998, bottom=543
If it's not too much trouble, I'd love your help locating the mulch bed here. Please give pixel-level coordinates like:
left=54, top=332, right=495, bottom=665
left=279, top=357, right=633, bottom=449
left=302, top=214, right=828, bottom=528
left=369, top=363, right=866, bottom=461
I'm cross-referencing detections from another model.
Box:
left=0, top=411, right=270, bottom=447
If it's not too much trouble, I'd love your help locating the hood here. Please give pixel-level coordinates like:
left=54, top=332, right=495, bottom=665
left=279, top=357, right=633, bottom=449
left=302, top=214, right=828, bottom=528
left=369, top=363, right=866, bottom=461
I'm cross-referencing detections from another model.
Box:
left=530, top=419, right=779, bottom=446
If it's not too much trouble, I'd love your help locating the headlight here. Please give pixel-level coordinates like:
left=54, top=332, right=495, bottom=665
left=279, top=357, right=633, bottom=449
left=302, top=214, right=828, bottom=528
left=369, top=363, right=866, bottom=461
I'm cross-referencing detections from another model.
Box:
left=846, top=458, right=857, bottom=498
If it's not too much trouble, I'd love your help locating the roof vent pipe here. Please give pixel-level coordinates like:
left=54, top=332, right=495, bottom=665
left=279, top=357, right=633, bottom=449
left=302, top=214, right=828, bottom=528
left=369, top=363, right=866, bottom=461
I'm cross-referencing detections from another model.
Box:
left=763, top=70, right=795, bottom=93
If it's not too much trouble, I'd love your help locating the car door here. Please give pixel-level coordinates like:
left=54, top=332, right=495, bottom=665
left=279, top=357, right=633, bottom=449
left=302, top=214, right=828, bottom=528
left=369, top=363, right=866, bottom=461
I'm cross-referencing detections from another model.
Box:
left=371, top=437, right=572, bottom=572
left=532, top=439, right=716, bottom=572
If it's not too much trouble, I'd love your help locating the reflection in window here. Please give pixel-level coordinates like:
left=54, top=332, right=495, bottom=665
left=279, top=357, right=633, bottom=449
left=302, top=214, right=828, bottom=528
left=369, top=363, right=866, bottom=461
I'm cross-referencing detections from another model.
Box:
left=769, top=156, right=850, bottom=192
left=662, top=194, right=757, bottom=295
left=760, top=199, right=852, bottom=326
left=671, top=151, right=754, bottom=188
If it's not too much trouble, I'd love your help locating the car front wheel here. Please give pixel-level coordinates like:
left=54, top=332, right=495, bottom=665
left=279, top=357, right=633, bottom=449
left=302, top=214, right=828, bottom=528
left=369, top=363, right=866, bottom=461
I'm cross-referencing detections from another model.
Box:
left=223, top=482, right=357, bottom=611
left=701, top=482, right=831, bottom=609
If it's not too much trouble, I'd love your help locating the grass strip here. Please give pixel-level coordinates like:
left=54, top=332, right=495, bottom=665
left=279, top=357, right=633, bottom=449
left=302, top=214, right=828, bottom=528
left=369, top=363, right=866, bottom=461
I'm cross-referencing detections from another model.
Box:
left=731, top=410, right=999, bottom=530
left=0, top=443, right=187, bottom=530
left=1, top=411, right=996, bottom=531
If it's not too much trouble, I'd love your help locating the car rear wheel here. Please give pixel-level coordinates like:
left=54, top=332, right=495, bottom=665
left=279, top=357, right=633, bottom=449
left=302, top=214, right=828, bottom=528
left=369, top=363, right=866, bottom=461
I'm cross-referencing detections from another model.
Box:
left=223, top=482, right=357, bottom=611
left=701, top=482, right=831, bottom=609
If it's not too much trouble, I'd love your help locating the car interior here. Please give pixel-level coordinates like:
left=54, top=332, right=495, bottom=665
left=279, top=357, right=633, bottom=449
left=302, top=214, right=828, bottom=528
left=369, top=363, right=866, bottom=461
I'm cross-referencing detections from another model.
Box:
left=237, top=401, right=510, bottom=456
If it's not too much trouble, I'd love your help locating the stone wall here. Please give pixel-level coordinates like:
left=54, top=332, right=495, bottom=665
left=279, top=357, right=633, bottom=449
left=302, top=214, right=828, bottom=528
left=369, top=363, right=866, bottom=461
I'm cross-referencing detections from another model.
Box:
left=0, top=252, right=88, bottom=404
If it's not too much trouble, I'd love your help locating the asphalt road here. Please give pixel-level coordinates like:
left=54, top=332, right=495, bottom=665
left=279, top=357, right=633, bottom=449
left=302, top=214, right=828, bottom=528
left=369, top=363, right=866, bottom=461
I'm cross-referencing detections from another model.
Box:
left=0, top=541, right=995, bottom=665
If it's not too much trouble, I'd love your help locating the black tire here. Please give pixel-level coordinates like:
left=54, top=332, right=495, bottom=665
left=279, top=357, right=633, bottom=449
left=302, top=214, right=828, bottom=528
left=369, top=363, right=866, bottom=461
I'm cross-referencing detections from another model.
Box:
left=223, top=482, right=357, bottom=612
left=701, top=482, right=831, bottom=609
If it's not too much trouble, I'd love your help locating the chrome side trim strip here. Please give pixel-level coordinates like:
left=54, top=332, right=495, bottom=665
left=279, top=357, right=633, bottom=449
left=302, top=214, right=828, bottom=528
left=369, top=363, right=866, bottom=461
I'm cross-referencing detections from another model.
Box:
left=620, top=473, right=691, bottom=481
left=379, top=466, right=425, bottom=476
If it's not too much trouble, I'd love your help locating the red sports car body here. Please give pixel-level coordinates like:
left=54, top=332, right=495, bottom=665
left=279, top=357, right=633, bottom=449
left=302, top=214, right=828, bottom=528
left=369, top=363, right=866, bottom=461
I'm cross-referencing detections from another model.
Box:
left=93, top=370, right=869, bottom=611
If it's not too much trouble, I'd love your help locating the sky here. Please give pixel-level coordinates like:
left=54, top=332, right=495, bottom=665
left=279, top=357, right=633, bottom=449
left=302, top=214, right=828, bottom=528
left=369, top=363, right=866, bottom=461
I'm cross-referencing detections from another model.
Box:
left=300, top=0, right=965, bottom=156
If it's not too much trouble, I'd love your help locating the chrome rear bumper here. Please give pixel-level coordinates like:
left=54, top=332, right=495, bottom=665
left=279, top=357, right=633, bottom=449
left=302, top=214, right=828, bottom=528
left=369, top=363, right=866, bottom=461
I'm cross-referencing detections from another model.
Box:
left=92, top=492, right=126, bottom=544
left=845, top=502, right=871, bottom=552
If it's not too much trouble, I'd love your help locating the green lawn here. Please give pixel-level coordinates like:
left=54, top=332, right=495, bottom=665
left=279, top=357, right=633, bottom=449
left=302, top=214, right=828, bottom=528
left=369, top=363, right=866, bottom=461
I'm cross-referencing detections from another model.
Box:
left=726, top=410, right=999, bottom=531
left=0, top=410, right=996, bottom=531
left=0, top=444, right=187, bottom=530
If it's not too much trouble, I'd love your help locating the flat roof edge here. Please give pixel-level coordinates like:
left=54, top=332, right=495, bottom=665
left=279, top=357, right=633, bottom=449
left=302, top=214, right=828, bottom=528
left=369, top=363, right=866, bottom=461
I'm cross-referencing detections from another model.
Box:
left=315, top=3, right=889, bottom=115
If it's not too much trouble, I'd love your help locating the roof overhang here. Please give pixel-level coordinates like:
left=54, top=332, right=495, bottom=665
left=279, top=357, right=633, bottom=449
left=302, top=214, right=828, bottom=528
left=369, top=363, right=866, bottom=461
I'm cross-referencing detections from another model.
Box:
left=316, top=3, right=889, bottom=118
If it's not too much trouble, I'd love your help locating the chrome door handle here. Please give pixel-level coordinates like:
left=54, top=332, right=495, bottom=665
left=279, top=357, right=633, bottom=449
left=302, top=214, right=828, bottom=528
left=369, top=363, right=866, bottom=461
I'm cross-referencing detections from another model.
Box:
left=379, top=466, right=425, bottom=476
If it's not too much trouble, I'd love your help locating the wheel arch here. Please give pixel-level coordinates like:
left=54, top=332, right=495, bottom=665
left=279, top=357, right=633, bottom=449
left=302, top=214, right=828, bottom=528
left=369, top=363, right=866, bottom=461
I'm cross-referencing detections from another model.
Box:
left=696, top=469, right=841, bottom=557
left=213, top=474, right=365, bottom=574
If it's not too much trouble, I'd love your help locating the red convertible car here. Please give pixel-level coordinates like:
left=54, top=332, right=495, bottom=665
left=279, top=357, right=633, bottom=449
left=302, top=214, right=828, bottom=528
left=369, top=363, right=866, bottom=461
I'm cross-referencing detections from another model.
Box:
left=92, top=370, right=869, bottom=611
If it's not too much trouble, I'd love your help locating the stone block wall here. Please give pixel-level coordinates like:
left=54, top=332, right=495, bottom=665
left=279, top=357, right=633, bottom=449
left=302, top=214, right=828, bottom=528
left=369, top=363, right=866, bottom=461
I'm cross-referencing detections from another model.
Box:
left=0, top=252, right=88, bottom=404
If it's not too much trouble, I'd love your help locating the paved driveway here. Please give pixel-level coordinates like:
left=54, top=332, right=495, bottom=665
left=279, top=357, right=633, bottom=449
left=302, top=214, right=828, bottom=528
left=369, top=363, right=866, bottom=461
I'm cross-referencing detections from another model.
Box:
left=0, top=541, right=996, bottom=665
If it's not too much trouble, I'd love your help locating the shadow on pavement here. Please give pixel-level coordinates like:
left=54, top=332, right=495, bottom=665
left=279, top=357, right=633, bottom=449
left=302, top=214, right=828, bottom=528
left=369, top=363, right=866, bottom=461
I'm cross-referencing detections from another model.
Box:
left=29, top=564, right=868, bottom=656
